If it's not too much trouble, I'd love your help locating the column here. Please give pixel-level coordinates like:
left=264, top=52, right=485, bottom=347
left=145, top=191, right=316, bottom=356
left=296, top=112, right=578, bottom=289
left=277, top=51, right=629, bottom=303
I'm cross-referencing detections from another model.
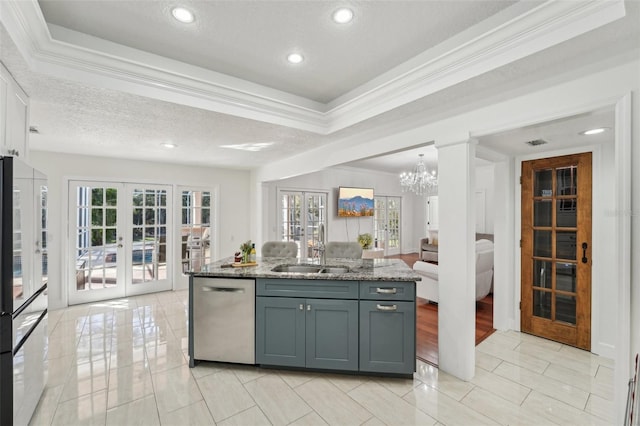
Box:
left=434, top=137, right=476, bottom=381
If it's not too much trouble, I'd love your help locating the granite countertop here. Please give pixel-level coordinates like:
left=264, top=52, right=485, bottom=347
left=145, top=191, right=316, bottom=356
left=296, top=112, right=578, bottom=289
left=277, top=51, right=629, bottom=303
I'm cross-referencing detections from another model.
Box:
left=191, top=256, right=421, bottom=282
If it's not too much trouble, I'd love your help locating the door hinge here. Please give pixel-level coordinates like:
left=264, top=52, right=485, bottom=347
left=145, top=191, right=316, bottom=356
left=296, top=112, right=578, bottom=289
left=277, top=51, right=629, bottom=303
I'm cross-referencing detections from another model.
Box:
left=519, top=239, right=522, bottom=248
left=519, top=176, right=522, bottom=184
left=519, top=301, right=522, bottom=310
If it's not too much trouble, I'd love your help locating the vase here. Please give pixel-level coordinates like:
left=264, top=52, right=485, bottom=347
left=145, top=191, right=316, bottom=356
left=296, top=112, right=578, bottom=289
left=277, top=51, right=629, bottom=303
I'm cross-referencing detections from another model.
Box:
left=242, top=251, right=249, bottom=264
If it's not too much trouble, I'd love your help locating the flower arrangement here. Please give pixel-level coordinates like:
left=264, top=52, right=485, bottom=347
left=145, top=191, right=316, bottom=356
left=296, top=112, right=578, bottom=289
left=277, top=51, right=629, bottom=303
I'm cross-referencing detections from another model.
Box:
left=357, top=233, right=373, bottom=249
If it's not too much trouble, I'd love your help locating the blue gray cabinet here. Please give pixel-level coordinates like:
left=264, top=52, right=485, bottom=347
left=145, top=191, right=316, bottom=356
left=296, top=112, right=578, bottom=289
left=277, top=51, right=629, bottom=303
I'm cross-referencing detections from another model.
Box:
left=256, top=279, right=359, bottom=371
left=256, top=278, right=415, bottom=376
left=255, top=296, right=305, bottom=367
left=305, top=298, right=359, bottom=371
left=256, top=296, right=359, bottom=371
left=359, top=281, right=416, bottom=375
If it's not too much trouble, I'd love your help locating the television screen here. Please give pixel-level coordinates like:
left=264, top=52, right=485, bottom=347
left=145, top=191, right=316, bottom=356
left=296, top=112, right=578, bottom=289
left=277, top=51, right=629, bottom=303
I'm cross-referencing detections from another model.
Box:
left=338, top=187, right=374, bottom=217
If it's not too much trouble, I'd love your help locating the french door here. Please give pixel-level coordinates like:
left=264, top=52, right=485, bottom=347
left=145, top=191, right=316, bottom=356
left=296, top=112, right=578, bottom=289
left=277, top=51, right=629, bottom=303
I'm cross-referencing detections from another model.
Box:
left=176, top=187, right=214, bottom=289
left=279, top=191, right=327, bottom=259
left=374, top=196, right=401, bottom=255
left=69, top=181, right=172, bottom=305
left=521, top=153, right=592, bottom=349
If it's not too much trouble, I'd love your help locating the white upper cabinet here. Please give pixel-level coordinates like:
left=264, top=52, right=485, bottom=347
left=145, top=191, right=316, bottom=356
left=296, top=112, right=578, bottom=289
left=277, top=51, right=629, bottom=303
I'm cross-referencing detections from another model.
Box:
left=0, top=61, right=30, bottom=161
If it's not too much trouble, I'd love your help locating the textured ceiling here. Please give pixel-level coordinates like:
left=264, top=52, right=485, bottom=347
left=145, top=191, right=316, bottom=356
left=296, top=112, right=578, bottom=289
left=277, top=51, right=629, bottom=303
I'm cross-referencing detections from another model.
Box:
left=1, top=1, right=638, bottom=172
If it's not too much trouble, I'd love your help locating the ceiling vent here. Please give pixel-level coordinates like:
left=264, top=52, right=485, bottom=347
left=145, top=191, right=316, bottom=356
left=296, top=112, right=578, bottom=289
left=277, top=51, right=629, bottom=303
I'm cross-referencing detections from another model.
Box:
left=525, top=139, right=547, bottom=146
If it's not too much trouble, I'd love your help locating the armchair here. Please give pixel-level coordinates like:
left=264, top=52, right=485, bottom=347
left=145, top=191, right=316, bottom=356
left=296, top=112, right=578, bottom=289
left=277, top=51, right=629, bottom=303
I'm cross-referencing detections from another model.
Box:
left=413, top=239, right=494, bottom=303
left=261, top=241, right=298, bottom=258
left=324, top=242, right=363, bottom=259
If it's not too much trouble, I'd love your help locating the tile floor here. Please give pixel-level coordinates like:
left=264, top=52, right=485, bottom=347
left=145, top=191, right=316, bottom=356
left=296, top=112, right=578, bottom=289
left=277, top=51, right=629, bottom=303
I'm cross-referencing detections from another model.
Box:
left=31, top=290, right=615, bottom=425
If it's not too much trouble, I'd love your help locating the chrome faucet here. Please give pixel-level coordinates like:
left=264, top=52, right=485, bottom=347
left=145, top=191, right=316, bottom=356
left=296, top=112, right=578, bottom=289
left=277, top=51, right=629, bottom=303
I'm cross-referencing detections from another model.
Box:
left=317, top=242, right=326, bottom=265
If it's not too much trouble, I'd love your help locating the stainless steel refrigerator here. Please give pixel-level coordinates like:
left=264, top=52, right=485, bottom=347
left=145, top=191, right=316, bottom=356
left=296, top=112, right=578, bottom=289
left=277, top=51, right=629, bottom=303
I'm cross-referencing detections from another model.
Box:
left=0, top=156, right=48, bottom=426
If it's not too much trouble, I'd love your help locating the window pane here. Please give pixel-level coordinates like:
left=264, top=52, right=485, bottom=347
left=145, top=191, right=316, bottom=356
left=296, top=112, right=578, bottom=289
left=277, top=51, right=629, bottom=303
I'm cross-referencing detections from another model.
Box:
left=91, top=208, right=103, bottom=226
left=92, top=188, right=104, bottom=206
left=533, top=230, right=552, bottom=258
left=556, top=294, right=576, bottom=325
left=533, top=200, right=552, bottom=227
left=132, top=208, right=143, bottom=225
left=557, top=199, right=577, bottom=227
left=105, top=188, right=118, bottom=206
left=534, top=169, right=553, bottom=197
left=533, top=259, right=552, bottom=289
left=556, top=262, right=576, bottom=293
left=556, top=232, right=576, bottom=260
left=106, top=208, right=117, bottom=226
left=533, top=290, right=551, bottom=319
left=557, top=166, right=577, bottom=196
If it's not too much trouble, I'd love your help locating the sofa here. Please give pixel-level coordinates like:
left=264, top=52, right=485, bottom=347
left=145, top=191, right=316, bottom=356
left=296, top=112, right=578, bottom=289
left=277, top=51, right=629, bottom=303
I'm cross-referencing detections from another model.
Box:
left=413, top=239, right=494, bottom=303
left=419, top=231, right=493, bottom=262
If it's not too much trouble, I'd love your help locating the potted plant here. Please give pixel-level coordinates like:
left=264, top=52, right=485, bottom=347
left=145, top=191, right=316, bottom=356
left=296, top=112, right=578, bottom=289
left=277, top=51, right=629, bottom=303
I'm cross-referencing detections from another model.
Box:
left=357, top=233, right=373, bottom=249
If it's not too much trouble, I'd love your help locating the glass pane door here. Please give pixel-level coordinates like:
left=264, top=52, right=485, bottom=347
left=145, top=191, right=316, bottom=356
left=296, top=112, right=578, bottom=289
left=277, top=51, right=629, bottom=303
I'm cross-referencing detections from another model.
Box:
left=69, top=181, right=125, bottom=305
left=279, top=191, right=327, bottom=259
left=304, top=193, right=326, bottom=259
left=521, top=153, right=592, bottom=350
left=126, top=185, right=172, bottom=296
left=69, top=181, right=173, bottom=304
left=179, top=188, right=213, bottom=275
left=374, top=196, right=401, bottom=255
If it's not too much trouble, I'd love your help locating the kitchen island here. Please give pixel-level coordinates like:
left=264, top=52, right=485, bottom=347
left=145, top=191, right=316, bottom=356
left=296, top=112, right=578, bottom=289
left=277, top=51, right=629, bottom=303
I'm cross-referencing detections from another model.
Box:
left=189, top=256, right=420, bottom=377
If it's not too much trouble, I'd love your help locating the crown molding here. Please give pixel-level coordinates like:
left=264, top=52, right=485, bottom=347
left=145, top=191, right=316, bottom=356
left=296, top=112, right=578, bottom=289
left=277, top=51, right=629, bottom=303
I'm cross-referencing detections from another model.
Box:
left=0, top=0, right=626, bottom=135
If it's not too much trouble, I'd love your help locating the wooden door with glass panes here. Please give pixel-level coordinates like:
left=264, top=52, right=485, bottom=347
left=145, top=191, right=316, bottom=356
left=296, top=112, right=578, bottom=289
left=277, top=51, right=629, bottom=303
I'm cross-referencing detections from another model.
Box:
left=521, top=153, right=592, bottom=350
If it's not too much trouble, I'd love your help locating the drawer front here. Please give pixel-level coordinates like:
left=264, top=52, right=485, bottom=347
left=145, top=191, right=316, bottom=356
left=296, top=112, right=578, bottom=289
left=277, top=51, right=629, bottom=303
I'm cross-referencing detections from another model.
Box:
left=257, top=279, right=359, bottom=299
left=359, top=281, right=415, bottom=301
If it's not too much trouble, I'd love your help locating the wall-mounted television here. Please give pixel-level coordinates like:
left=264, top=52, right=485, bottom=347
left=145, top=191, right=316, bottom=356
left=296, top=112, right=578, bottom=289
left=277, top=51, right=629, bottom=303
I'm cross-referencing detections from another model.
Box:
left=337, top=187, right=374, bottom=217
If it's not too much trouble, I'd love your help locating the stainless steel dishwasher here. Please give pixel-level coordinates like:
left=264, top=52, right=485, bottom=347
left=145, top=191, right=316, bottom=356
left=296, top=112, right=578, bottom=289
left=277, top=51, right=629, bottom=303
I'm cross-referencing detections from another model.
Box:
left=192, top=277, right=255, bottom=364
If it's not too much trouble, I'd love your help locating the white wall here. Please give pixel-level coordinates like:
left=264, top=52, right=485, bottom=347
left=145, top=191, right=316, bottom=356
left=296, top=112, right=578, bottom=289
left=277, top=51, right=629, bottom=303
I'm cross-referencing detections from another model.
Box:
left=476, top=164, right=495, bottom=234
left=29, top=152, right=250, bottom=309
left=262, top=166, right=420, bottom=253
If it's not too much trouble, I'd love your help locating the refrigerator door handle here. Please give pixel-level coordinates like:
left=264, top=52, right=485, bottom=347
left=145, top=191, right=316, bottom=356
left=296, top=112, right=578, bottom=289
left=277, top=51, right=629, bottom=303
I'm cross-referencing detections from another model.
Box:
left=13, top=309, right=47, bottom=356
left=12, top=284, right=47, bottom=319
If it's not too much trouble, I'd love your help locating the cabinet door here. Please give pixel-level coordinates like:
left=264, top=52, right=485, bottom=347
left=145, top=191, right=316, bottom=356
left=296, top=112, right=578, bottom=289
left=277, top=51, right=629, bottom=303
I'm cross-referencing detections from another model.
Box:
left=305, top=299, right=358, bottom=371
left=359, top=300, right=415, bottom=375
left=256, top=297, right=305, bottom=367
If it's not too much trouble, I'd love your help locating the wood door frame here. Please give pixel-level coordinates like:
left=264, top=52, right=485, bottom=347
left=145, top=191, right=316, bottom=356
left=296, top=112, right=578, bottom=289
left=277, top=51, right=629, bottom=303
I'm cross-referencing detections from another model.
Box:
left=520, top=152, right=592, bottom=350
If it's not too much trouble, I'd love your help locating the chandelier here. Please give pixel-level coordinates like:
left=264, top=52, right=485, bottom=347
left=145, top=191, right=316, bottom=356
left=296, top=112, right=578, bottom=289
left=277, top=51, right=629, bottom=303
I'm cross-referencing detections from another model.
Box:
left=399, top=154, right=438, bottom=196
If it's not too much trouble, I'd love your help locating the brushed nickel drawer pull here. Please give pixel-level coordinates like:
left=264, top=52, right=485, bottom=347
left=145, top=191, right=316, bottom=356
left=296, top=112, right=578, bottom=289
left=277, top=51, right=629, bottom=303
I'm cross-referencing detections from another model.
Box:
left=202, top=286, right=245, bottom=293
left=376, top=304, right=397, bottom=311
left=376, top=287, right=397, bottom=294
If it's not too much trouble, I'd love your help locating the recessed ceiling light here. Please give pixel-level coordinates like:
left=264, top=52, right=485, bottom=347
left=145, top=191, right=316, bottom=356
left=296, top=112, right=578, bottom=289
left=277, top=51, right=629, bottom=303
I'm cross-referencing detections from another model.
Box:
left=161, top=142, right=177, bottom=148
left=171, top=7, right=194, bottom=23
left=287, top=53, right=304, bottom=64
left=580, top=127, right=609, bottom=135
left=332, top=8, right=354, bottom=24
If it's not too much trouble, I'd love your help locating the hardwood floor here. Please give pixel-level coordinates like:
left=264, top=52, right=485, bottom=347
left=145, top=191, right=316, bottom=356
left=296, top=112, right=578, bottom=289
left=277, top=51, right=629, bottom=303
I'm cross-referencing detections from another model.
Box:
left=387, top=252, right=496, bottom=366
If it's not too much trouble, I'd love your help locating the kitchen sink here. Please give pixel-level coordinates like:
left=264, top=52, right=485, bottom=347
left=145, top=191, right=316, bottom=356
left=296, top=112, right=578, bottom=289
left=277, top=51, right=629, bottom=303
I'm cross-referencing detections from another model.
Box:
left=319, top=267, right=350, bottom=274
left=271, top=264, right=323, bottom=273
left=271, top=264, right=350, bottom=274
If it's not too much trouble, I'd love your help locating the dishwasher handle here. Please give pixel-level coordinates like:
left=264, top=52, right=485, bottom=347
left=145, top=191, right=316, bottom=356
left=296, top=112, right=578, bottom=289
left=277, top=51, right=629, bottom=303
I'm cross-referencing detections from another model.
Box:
left=201, top=286, right=246, bottom=294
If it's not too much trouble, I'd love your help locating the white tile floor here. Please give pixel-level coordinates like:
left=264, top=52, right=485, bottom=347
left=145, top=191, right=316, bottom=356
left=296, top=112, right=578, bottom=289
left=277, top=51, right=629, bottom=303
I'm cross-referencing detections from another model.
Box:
left=31, top=290, right=615, bottom=425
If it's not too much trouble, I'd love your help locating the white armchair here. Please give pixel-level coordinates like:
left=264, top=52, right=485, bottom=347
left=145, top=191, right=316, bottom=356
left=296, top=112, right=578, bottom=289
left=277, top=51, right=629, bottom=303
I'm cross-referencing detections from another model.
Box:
left=261, top=241, right=298, bottom=258
left=412, top=239, right=494, bottom=303
left=324, top=242, right=363, bottom=259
